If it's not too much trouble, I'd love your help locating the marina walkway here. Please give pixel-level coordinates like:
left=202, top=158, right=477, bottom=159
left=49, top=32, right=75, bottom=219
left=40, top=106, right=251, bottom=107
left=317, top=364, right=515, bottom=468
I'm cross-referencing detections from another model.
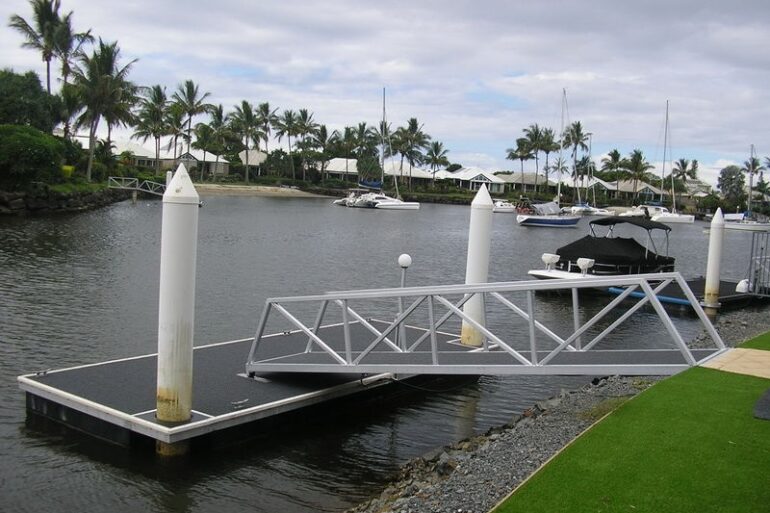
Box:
left=701, top=347, right=770, bottom=379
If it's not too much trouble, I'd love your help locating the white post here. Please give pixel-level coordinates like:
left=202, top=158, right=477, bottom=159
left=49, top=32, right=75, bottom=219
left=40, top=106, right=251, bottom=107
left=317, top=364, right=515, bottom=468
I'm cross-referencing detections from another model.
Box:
left=397, top=254, right=412, bottom=349
left=156, top=164, right=199, bottom=430
left=703, top=208, right=724, bottom=313
left=461, top=185, right=493, bottom=347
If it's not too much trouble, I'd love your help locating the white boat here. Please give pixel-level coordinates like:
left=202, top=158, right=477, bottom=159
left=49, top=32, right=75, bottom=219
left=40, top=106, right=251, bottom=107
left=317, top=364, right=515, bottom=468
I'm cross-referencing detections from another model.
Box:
left=516, top=201, right=581, bottom=228
left=651, top=210, right=695, bottom=223
left=724, top=220, right=770, bottom=232
left=566, top=203, right=613, bottom=216
left=652, top=101, right=694, bottom=224
left=349, top=192, right=419, bottom=210
left=332, top=188, right=369, bottom=206
left=493, top=200, right=516, bottom=213
left=618, top=204, right=669, bottom=218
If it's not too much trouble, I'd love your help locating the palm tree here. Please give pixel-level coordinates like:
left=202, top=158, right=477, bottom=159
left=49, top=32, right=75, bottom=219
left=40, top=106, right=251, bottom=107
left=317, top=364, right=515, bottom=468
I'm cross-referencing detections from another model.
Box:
left=624, top=149, right=654, bottom=202
left=425, top=141, right=449, bottom=183
left=256, top=102, right=278, bottom=154
left=393, top=118, right=430, bottom=190
left=523, top=124, right=543, bottom=191
left=742, top=154, right=766, bottom=212
left=207, top=104, right=230, bottom=180
left=540, top=128, right=558, bottom=192
left=70, top=39, right=136, bottom=181
left=104, top=81, right=137, bottom=146
left=165, top=103, right=187, bottom=161
left=295, top=108, right=318, bottom=180
left=562, top=121, right=589, bottom=202
left=192, top=123, right=214, bottom=181
left=506, top=138, right=532, bottom=194
left=132, top=84, right=168, bottom=172
left=52, top=11, right=92, bottom=88
left=9, top=0, right=61, bottom=94
left=330, top=127, right=357, bottom=181
left=172, top=80, right=212, bottom=154
left=275, top=109, right=299, bottom=179
left=229, top=100, right=262, bottom=184
left=313, top=124, right=332, bottom=179
left=57, top=82, right=80, bottom=139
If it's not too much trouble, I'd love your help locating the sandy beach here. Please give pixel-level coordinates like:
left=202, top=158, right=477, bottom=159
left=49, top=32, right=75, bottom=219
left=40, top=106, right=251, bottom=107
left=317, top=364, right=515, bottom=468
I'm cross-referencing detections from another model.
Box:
left=195, top=183, right=328, bottom=198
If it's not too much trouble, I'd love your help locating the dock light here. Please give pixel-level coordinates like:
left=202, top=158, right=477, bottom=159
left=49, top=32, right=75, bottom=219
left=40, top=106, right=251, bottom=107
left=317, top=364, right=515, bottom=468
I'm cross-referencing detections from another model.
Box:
left=398, top=253, right=412, bottom=269
left=576, top=258, right=595, bottom=276
left=541, top=253, right=560, bottom=270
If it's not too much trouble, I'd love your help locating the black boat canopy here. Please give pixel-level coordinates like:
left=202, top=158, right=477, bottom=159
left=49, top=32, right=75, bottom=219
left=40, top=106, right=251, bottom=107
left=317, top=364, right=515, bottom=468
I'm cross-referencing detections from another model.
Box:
left=589, top=216, right=671, bottom=232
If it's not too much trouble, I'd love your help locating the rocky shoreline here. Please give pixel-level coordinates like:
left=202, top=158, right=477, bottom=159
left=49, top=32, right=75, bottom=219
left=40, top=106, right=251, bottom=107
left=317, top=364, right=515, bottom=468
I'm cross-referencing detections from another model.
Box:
left=347, top=304, right=770, bottom=513
left=0, top=187, right=130, bottom=215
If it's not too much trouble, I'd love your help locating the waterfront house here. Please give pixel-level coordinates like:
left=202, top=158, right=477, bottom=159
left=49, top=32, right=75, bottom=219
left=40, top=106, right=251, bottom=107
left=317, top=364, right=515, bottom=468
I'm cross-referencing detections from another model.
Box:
left=434, top=167, right=506, bottom=193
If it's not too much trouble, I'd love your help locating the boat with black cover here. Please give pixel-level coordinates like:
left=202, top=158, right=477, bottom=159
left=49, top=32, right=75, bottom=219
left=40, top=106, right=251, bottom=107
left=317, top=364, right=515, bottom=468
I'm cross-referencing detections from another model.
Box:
left=528, top=216, right=674, bottom=279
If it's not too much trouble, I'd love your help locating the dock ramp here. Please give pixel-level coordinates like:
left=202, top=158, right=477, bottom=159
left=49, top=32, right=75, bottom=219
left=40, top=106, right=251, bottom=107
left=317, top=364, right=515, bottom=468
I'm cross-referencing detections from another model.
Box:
left=246, top=273, right=726, bottom=377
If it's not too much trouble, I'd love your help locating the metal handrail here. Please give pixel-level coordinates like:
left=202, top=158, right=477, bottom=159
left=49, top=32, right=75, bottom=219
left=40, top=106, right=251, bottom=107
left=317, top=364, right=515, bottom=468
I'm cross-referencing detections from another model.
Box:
left=245, top=272, right=726, bottom=375
left=107, top=176, right=166, bottom=196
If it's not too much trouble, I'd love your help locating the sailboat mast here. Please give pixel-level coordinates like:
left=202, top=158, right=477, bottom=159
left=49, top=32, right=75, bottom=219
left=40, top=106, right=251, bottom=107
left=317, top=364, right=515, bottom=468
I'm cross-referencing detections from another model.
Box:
left=381, top=87, right=386, bottom=187
left=748, top=144, right=755, bottom=218
left=556, top=89, right=565, bottom=207
left=662, top=100, right=670, bottom=207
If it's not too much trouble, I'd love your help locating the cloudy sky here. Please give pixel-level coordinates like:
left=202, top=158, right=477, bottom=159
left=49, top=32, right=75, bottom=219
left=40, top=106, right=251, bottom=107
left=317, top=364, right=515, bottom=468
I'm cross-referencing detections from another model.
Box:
left=3, top=0, right=769, bottom=186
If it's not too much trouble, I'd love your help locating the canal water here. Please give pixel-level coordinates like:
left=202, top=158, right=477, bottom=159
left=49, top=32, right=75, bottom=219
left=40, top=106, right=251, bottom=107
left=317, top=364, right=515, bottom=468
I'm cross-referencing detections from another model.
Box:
left=0, top=196, right=753, bottom=512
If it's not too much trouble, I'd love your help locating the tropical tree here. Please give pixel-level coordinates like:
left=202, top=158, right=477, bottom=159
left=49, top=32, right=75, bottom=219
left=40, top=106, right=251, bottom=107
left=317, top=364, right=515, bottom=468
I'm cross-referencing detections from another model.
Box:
left=255, top=102, right=278, bottom=155
left=275, top=109, right=299, bottom=179
left=742, top=154, right=766, bottom=212
left=392, top=118, right=430, bottom=190
left=330, top=126, right=356, bottom=181
left=206, top=103, right=230, bottom=180
left=70, top=39, right=136, bottom=181
left=295, top=108, right=318, bottom=180
left=562, top=121, right=589, bottom=201
left=52, top=11, right=92, bottom=88
left=8, top=0, right=62, bottom=94
left=425, top=141, right=449, bottom=183
left=192, top=123, right=214, bottom=181
left=505, top=138, right=532, bottom=193
left=103, top=81, right=137, bottom=146
left=540, top=128, right=558, bottom=191
left=0, top=68, right=57, bottom=132
left=523, top=124, right=543, bottom=191
left=229, top=100, right=262, bottom=183
left=165, top=103, right=187, bottom=161
left=718, top=165, right=745, bottom=208
left=312, top=124, right=331, bottom=179
left=601, top=149, right=624, bottom=174
left=172, top=79, right=212, bottom=154
left=132, top=84, right=168, bottom=172
left=623, top=149, right=654, bottom=202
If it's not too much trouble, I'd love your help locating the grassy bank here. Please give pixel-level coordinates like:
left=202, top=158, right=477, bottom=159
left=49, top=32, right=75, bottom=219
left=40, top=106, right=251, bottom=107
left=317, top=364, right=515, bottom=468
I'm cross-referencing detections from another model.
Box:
left=493, top=336, right=770, bottom=513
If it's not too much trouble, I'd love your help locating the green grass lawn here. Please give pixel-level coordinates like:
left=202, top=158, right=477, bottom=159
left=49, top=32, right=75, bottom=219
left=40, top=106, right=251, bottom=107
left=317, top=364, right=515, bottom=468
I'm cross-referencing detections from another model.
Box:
left=493, top=367, right=770, bottom=513
left=740, top=331, right=770, bottom=351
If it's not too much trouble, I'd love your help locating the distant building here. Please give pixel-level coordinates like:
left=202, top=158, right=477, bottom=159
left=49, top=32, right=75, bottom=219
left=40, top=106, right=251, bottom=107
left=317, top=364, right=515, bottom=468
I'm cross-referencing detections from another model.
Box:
left=609, top=179, right=665, bottom=202
left=112, top=140, right=229, bottom=176
left=434, top=167, right=506, bottom=194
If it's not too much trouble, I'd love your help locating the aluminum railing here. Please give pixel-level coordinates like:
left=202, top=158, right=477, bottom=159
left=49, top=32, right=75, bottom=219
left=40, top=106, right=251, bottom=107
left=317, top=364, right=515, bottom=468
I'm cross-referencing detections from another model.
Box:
left=245, top=272, right=726, bottom=376
left=108, top=176, right=166, bottom=196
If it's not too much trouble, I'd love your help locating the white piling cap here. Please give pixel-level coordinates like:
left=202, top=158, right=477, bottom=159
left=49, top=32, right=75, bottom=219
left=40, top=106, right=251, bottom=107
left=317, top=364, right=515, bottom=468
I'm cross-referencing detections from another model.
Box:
left=470, top=184, right=493, bottom=209
left=711, top=207, right=724, bottom=226
left=163, top=164, right=199, bottom=205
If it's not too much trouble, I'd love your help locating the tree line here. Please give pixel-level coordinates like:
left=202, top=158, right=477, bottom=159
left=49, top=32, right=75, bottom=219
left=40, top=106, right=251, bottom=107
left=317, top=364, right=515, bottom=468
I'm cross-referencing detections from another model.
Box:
left=7, top=0, right=451, bottom=186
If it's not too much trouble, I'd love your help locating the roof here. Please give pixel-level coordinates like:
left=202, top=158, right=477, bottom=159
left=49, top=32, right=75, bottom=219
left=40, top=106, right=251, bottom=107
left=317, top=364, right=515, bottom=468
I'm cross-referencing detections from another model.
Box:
left=497, top=172, right=556, bottom=186
left=324, top=158, right=359, bottom=173
left=589, top=216, right=672, bottom=232
left=383, top=160, right=434, bottom=180
left=111, top=139, right=229, bottom=163
left=436, top=166, right=506, bottom=183
left=611, top=180, right=665, bottom=195
left=238, top=149, right=267, bottom=166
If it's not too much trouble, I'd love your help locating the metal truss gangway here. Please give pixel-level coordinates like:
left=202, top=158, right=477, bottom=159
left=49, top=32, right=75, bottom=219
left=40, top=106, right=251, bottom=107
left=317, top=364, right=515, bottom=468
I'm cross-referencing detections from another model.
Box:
left=245, top=272, right=726, bottom=377
left=108, top=176, right=166, bottom=196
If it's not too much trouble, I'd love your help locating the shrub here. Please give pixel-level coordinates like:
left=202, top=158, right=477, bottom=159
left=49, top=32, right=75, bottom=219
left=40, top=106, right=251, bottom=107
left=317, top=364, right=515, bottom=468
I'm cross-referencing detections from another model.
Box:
left=0, top=124, right=64, bottom=191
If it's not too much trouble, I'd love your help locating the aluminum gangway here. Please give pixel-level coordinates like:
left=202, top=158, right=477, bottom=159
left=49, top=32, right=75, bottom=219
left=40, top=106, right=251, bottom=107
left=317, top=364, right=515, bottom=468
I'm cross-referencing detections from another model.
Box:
left=744, top=229, right=770, bottom=298
left=245, top=272, right=726, bottom=377
left=108, top=176, right=166, bottom=196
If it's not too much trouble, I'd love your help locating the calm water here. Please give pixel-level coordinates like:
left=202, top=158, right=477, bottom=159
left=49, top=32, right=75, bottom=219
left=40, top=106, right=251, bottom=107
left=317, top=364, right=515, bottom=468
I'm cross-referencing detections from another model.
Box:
left=0, top=196, right=754, bottom=512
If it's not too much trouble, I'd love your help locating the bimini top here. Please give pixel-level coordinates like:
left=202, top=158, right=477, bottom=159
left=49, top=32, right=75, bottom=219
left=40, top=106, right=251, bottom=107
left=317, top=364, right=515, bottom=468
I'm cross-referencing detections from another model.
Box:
left=589, top=216, right=672, bottom=232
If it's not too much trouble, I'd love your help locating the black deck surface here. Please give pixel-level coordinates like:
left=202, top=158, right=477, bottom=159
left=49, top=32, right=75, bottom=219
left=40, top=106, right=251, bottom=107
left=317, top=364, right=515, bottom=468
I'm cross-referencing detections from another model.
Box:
left=26, top=322, right=419, bottom=422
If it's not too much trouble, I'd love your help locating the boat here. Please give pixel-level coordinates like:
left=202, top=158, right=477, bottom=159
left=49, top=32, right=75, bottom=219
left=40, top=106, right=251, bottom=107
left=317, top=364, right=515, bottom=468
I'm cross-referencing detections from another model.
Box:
left=565, top=202, right=613, bottom=216
left=350, top=191, right=420, bottom=210
left=528, top=216, right=675, bottom=279
left=516, top=201, right=581, bottom=228
left=724, top=145, right=770, bottom=231
left=618, top=204, right=669, bottom=218
left=333, top=188, right=369, bottom=206
left=648, top=101, right=695, bottom=223
left=493, top=199, right=517, bottom=213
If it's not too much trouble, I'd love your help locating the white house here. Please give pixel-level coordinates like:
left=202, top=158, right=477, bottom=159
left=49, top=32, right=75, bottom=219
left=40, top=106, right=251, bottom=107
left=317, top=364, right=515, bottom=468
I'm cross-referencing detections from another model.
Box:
left=434, top=166, right=506, bottom=194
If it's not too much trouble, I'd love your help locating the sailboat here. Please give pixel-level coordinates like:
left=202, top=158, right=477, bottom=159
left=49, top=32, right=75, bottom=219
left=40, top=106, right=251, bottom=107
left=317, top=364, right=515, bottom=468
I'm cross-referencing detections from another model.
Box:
left=725, top=144, right=770, bottom=231
left=650, top=101, right=694, bottom=224
left=334, top=88, right=419, bottom=210
left=517, top=89, right=581, bottom=228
